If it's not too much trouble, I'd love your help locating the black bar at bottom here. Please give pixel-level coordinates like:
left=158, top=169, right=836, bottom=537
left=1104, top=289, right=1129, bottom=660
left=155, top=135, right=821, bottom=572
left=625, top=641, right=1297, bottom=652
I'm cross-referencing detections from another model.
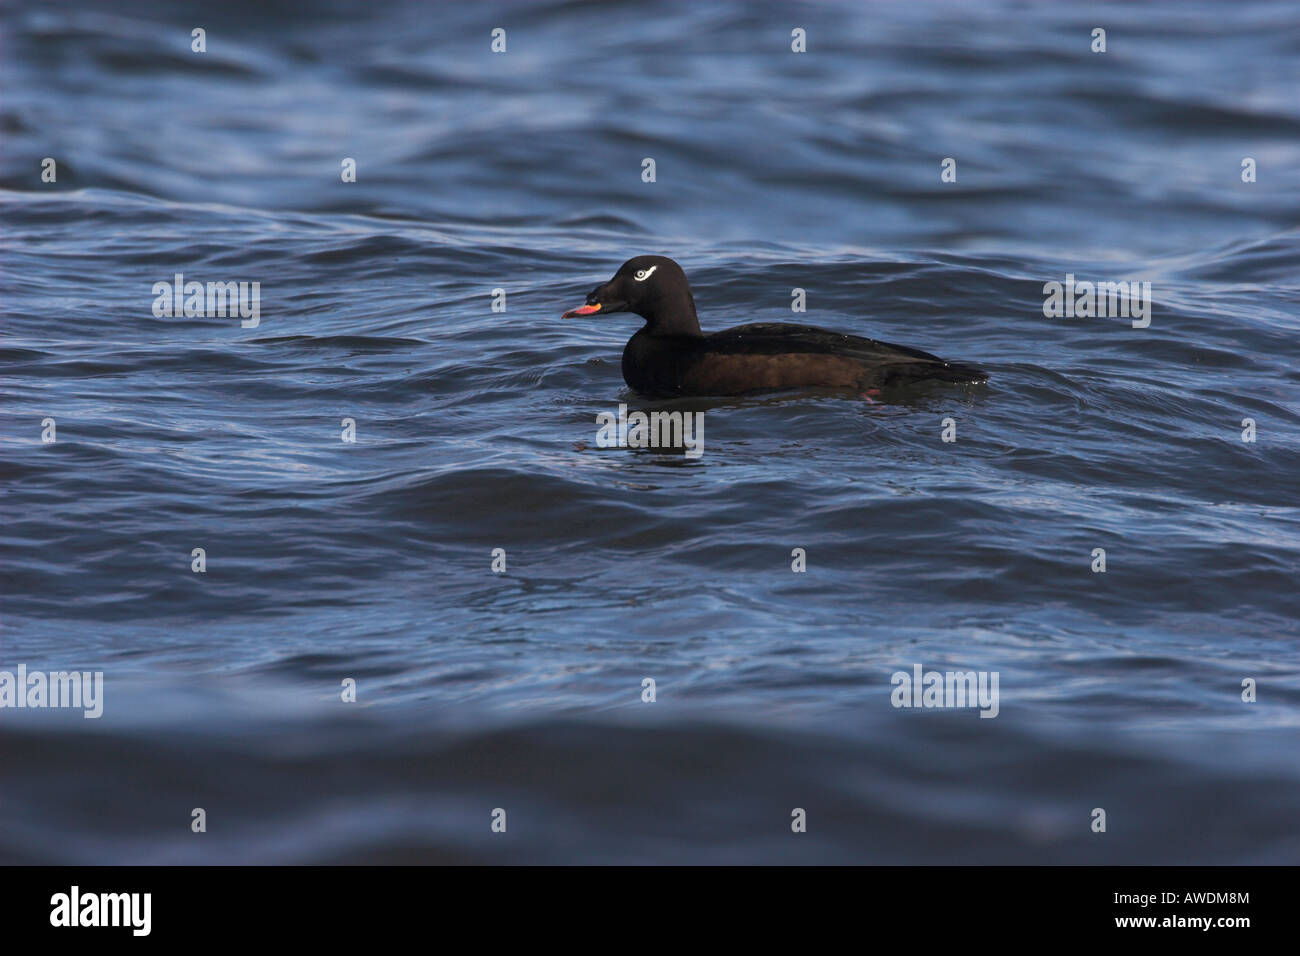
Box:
left=0, top=865, right=1281, bottom=941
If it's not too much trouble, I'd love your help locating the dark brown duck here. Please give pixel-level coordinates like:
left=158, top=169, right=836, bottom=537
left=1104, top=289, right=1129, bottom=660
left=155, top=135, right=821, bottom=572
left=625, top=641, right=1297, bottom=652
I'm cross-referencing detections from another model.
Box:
left=562, top=255, right=987, bottom=397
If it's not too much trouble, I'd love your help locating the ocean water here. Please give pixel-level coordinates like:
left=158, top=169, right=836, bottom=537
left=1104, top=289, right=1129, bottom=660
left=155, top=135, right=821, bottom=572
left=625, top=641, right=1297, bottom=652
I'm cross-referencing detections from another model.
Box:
left=2, top=0, right=1298, bottom=864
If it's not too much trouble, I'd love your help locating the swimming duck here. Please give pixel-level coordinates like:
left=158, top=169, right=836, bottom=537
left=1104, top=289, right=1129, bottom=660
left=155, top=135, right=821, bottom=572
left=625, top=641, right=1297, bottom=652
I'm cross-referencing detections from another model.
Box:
left=562, top=255, right=987, bottom=397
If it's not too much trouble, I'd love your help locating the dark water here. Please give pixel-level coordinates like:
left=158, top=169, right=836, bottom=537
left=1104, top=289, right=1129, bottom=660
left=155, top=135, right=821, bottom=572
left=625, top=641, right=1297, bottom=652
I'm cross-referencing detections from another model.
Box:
left=2, top=0, right=1299, bottom=864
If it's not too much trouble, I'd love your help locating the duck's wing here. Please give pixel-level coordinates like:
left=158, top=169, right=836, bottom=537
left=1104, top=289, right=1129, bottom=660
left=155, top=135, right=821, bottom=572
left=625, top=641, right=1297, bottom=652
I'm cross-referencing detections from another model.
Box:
left=703, top=323, right=988, bottom=384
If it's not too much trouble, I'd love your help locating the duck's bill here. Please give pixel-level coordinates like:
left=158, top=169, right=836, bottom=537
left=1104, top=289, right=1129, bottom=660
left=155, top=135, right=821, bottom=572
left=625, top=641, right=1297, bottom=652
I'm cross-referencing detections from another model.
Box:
left=562, top=303, right=601, bottom=317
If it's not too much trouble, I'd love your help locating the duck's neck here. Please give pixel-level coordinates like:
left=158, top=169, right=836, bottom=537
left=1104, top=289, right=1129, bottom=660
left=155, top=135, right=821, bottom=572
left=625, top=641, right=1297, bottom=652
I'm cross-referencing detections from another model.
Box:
left=640, top=287, right=704, bottom=338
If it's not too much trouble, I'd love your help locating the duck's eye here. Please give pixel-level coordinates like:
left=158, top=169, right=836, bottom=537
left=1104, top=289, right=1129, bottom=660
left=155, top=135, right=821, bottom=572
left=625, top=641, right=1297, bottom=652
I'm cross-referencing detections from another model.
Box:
left=633, top=265, right=658, bottom=282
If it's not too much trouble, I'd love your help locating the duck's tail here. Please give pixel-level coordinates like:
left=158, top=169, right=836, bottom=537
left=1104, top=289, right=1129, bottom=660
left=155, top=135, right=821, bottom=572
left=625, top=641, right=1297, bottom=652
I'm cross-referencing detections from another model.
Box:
left=929, top=360, right=989, bottom=385
left=880, top=359, right=988, bottom=388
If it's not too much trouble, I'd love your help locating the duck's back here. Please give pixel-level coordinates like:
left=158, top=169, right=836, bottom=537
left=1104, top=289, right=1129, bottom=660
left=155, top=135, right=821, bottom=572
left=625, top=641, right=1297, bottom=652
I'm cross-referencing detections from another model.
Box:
left=623, top=322, right=986, bottom=397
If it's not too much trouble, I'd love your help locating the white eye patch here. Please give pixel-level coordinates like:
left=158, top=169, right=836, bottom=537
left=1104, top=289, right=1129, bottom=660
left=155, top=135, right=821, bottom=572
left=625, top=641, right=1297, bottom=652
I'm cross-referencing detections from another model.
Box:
left=633, top=265, right=658, bottom=282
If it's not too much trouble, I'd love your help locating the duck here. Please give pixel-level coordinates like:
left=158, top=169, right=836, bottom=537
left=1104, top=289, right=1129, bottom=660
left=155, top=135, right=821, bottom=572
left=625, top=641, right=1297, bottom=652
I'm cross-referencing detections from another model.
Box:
left=562, top=255, right=987, bottom=398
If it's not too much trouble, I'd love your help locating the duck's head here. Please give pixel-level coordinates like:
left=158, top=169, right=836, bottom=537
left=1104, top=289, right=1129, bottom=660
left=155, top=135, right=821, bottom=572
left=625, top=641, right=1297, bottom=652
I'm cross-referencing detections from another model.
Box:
left=562, top=255, right=702, bottom=336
